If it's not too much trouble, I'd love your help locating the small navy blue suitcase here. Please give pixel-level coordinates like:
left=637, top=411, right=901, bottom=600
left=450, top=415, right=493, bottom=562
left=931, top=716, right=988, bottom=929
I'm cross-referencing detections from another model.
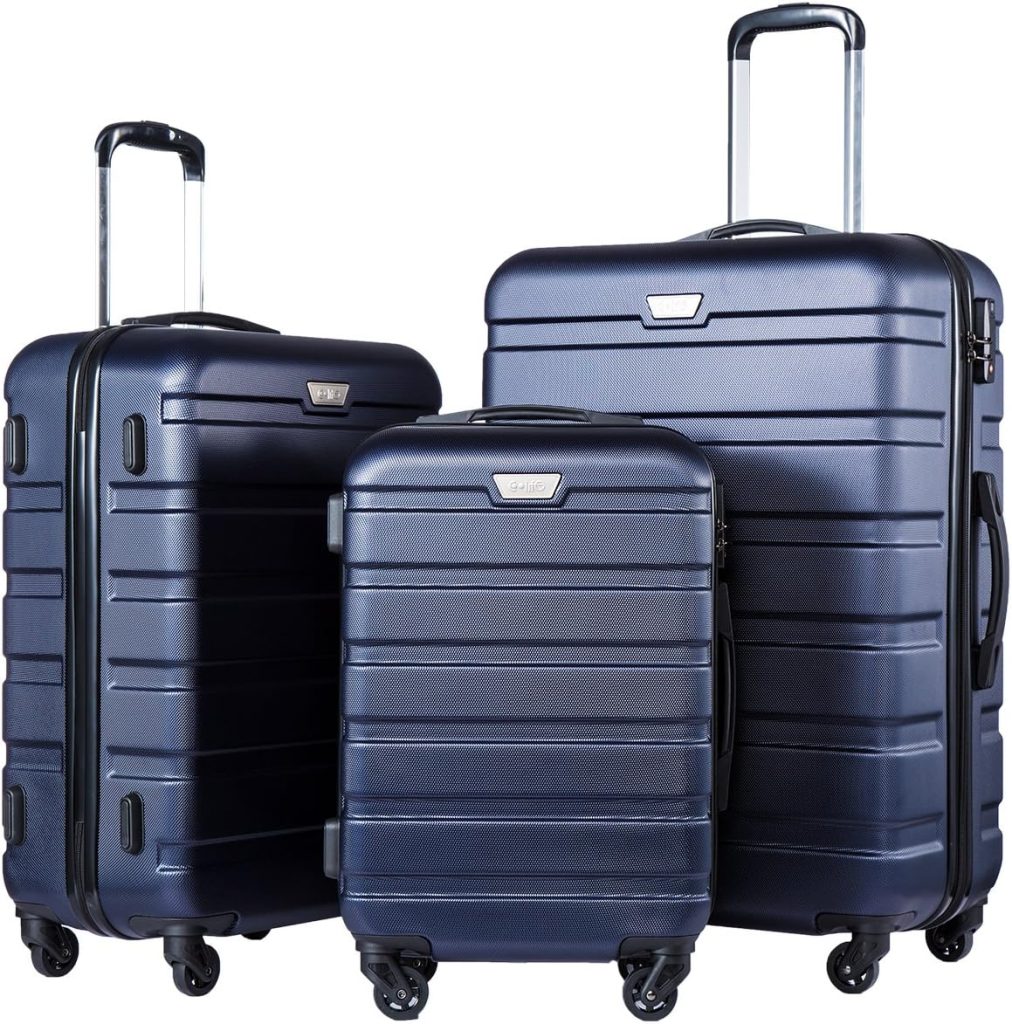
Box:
left=484, top=6, right=1005, bottom=995
left=1, top=122, right=440, bottom=995
left=327, top=405, right=734, bottom=1020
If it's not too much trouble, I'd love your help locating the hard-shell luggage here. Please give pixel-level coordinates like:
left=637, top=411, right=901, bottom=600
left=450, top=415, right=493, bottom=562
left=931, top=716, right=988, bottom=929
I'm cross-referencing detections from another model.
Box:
left=326, top=405, right=735, bottom=1019
left=2, top=122, right=440, bottom=994
left=483, top=5, right=1005, bottom=993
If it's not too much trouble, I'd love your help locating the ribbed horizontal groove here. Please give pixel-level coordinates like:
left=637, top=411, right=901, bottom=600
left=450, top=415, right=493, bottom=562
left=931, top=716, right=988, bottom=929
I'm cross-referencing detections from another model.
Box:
left=157, top=825, right=320, bottom=871
left=346, top=812, right=708, bottom=824
left=735, top=639, right=941, bottom=653
left=347, top=582, right=710, bottom=593
left=342, top=891, right=712, bottom=903
left=700, top=438, right=943, bottom=449
left=737, top=709, right=943, bottom=728
left=108, top=659, right=337, bottom=693
left=5, top=570, right=64, bottom=598
left=731, top=510, right=945, bottom=522
left=348, top=489, right=704, bottom=501
left=725, top=809, right=944, bottom=831
left=347, top=737, right=709, bottom=748
left=733, top=738, right=942, bottom=756
left=345, top=643, right=709, bottom=667
left=735, top=610, right=942, bottom=624
left=347, top=814, right=709, bottom=826
left=345, top=791, right=713, bottom=804
left=345, top=566, right=709, bottom=591
left=162, top=392, right=429, bottom=427
left=108, top=481, right=331, bottom=514
left=108, top=569, right=338, bottom=604
left=345, top=715, right=710, bottom=726
left=734, top=539, right=941, bottom=550
left=5, top=482, right=63, bottom=511
left=108, top=737, right=332, bottom=758
left=343, top=871, right=711, bottom=881
left=488, top=332, right=945, bottom=353
left=5, top=655, right=63, bottom=686
left=720, top=838, right=944, bottom=859
left=346, top=638, right=710, bottom=650
left=4, top=741, right=63, bottom=771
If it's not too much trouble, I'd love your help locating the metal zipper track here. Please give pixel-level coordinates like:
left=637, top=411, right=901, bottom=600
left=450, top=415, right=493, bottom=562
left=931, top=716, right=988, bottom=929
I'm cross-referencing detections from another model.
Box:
left=65, top=325, right=132, bottom=938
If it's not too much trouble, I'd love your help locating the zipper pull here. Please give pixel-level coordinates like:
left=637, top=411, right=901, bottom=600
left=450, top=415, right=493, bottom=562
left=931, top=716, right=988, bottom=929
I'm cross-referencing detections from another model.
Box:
left=970, top=297, right=997, bottom=384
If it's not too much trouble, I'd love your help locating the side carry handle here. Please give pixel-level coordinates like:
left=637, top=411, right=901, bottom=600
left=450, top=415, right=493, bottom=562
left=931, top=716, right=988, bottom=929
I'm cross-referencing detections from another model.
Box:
left=95, top=121, right=206, bottom=327
left=418, top=405, right=640, bottom=426
left=715, top=582, right=737, bottom=811
left=728, top=4, right=865, bottom=232
left=122, top=311, right=279, bottom=334
left=974, top=472, right=1008, bottom=690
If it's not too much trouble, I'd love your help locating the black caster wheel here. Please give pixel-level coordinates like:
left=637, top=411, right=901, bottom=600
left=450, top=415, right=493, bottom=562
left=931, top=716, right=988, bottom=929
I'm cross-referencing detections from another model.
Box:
left=29, top=929, right=79, bottom=978
left=926, top=928, right=973, bottom=963
left=243, top=930, right=271, bottom=941
left=374, top=966, right=428, bottom=1020
left=827, top=943, right=879, bottom=994
left=171, top=943, right=221, bottom=997
left=623, top=965, right=678, bottom=1020
left=403, top=956, right=437, bottom=981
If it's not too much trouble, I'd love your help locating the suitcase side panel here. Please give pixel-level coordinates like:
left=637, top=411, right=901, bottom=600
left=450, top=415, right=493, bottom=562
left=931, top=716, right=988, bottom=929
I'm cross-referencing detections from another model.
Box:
left=485, top=236, right=960, bottom=933
left=90, top=329, right=439, bottom=936
left=964, top=255, right=1004, bottom=913
left=3, top=333, right=89, bottom=928
left=340, top=426, right=717, bottom=962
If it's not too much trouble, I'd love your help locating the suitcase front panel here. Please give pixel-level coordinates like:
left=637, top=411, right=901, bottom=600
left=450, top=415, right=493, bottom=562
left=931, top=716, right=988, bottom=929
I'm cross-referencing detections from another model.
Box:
left=484, top=233, right=995, bottom=933
left=89, top=328, right=439, bottom=937
left=340, top=424, right=718, bottom=962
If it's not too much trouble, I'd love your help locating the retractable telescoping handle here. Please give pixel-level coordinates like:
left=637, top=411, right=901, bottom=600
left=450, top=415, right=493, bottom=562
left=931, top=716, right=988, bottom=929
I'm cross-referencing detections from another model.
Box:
left=727, top=4, right=866, bottom=232
left=95, top=121, right=206, bottom=327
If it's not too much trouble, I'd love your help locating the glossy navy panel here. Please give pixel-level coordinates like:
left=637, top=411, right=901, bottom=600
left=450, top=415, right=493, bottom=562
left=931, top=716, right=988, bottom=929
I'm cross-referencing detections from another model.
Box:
left=3, top=333, right=87, bottom=929
left=340, top=421, right=718, bottom=962
left=3, top=324, right=440, bottom=939
left=485, top=231, right=1004, bottom=934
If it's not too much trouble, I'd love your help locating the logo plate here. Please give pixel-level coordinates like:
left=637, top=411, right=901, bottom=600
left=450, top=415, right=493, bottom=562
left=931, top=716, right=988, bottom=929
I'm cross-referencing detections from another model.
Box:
left=493, top=473, right=562, bottom=500
left=646, top=293, right=703, bottom=320
left=307, top=381, right=350, bottom=407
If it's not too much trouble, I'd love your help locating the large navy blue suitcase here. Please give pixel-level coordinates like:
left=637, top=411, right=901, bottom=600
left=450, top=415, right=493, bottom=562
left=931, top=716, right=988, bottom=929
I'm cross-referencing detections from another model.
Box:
left=1, top=122, right=440, bottom=995
left=484, top=6, right=1005, bottom=995
left=327, top=405, right=734, bottom=1020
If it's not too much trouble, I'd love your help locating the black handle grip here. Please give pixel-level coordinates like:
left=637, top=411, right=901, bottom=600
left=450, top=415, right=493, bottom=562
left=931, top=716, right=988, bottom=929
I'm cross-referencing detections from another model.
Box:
left=728, top=4, right=866, bottom=60
left=419, top=405, right=640, bottom=426
left=715, top=582, right=737, bottom=812
left=122, top=311, right=279, bottom=334
left=95, top=121, right=205, bottom=181
left=685, top=219, right=838, bottom=242
left=974, top=472, right=1008, bottom=690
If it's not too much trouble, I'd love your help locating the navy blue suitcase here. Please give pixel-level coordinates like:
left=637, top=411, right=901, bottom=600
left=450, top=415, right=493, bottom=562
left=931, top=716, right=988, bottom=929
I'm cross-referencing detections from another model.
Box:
left=326, top=406, right=734, bottom=1019
left=484, top=6, right=1005, bottom=995
left=1, top=122, right=440, bottom=994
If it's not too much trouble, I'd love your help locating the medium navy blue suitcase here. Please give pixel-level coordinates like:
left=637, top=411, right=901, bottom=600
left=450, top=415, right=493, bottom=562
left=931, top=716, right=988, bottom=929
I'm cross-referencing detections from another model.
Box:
left=1, top=122, right=440, bottom=995
left=326, top=406, right=734, bottom=1020
left=484, top=6, right=1005, bottom=995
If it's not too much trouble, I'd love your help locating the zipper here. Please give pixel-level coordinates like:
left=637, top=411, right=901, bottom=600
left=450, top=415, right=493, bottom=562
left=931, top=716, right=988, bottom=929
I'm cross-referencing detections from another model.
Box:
left=65, top=325, right=132, bottom=937
left=923, top=239, right=978, bottom=929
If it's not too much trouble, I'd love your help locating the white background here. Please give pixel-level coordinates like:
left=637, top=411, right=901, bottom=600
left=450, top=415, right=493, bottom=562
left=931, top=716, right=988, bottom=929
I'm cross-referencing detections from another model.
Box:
left=0, top=0, right=1009, bottom=1020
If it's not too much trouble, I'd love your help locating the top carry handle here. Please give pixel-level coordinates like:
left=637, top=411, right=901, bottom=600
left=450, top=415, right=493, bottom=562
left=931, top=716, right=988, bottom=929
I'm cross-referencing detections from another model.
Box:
left=95, top=121, right=206, bottom=326
left=727, top=4, right=865, bottom=232
left=418, top=406, right=641, bottom=426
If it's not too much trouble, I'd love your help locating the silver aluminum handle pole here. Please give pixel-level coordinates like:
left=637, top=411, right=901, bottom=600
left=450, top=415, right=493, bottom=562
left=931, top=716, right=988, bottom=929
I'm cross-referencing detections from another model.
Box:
left=95, top=122, right=206, bottom=327
left=727, top=5, right=866, bottom=232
